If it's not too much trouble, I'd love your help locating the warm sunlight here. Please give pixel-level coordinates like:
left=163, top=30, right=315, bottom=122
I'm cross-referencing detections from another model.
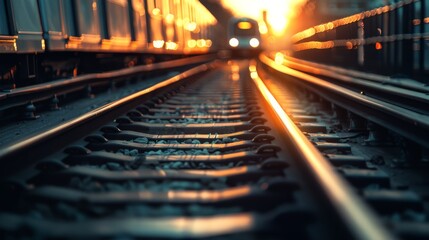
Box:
left=221, top=0, right=308, bottom=36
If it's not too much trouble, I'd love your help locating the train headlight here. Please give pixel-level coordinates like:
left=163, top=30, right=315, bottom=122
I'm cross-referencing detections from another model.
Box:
left=229, top=38, right=239, bottom=47
left=249, top=38, right=259, bottom=48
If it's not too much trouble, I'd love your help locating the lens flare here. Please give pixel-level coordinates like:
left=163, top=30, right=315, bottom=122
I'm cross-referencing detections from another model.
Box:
left=221, top=0, right=308, bottom=36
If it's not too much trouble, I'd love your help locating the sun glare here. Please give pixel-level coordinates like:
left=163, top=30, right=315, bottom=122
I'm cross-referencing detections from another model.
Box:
left=221, top=0, right=308, bottom=36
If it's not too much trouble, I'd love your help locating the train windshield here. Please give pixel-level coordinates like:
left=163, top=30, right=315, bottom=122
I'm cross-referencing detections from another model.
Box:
left=234, top=21, right=257, bottom=36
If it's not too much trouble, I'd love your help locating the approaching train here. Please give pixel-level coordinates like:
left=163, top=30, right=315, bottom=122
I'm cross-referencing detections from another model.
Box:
left=227, top=17, right=262, bottom=57
left=0, top=0, right=218, bottom=89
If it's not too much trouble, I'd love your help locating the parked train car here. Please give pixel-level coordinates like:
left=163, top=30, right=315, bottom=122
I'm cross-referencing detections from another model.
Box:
left=227, top=17, right=262, bottom=57
left=0, top=0, right=218, bottom=89
left=291, top=0, right=429, bottom=83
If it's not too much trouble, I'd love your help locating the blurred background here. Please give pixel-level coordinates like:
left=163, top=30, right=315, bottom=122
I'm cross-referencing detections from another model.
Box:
left=201, top=0, right=390, bottom=50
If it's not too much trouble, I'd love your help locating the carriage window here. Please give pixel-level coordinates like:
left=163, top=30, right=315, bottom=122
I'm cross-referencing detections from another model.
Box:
left=234, top=22, right=256, bottom=36
left=11, top=0, right=42, bottom=33
left=39, top=0, right=63, bottom=33
left=238, top=22, right=252, bottom=30
left=106, top=0, right=131, bottom=39
left=0, top=0, right=9, bottom=34
left=131, top=0, right=147, bottom=42
left=75, top=0, right=100, bottom=35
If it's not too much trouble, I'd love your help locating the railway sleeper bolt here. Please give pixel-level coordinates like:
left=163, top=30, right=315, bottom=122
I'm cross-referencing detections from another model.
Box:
left=256, top=144, right=282, bottom=154
left=49, top=95, right=60, bottom=111
left=86, top=85, right=95, bottom=98
left=248, top=110, right=263, bottom=117
left=250, top=117, right=267, bottom=124
left=24, top=101, right=39, bottom=120
left=252, top=134, right=275, bottom=143
left=250, top=125, right=271, bottom=133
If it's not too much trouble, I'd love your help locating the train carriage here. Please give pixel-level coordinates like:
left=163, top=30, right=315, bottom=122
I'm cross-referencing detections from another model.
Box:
left=0, top=0, right=218, bottom=89
left=102, top=0, right=133, bottom=50
left=145, top=0, right=166, bottom=51
left=227, top=17, right=262, bottom=57
left=38, top=0, right=67, bottom=51
left=0, top=0, right=44, bottom=86
left=129, top=0, right=148, bottom=49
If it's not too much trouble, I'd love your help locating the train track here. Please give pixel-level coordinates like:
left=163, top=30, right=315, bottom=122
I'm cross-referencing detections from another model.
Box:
left=1, top=58, right=420, bottom=239
left=0, top=55, right=214, bottom=123
left=259, top=54, right=429, bottom=240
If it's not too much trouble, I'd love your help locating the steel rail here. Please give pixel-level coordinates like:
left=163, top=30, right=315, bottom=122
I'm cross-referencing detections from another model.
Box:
left=267, top=53, right=429, bottom=108
left=0, top=54, right=216, bottom=110
left=249, top=61, right=395, bottom=240
left=260, top=53, right=429, bottom=147
left=280, top=54, right=429, bottom=94
left=0, top=62, right=214, bottom=175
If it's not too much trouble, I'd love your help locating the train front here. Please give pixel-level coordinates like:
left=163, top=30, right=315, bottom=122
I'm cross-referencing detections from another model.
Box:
left=227, top=18, right=262, bottom=57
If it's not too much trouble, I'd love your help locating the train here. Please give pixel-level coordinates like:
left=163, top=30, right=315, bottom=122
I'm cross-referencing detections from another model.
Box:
left=291, top=0, right=429, bottom=83
left=0, top=0, right=218, bottom=89
left=227, top=17, right=262, bottom=57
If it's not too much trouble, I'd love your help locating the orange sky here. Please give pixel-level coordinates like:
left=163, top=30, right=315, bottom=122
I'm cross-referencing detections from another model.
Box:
left=221, top=0, right=309, bottom=35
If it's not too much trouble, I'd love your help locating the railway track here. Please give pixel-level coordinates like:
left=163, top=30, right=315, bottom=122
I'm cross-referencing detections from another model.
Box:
left=1, top=59, right=420, bottom=239
left=259, top=55, right=429, bottom=240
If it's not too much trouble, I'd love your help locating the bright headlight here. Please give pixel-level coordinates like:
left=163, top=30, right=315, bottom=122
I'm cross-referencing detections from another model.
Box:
left=229, top=38, right=239, bottom=47
left=249, top=38, right=259, bottom=48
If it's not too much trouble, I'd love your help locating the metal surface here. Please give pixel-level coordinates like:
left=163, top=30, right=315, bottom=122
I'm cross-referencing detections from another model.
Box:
left=0, top=55, right=215, bottom=111
left=259, top=53, right=429, bottom=147
left=249, top=61, right=395, bottom=240
left=0, top=62, right=213, bottom=170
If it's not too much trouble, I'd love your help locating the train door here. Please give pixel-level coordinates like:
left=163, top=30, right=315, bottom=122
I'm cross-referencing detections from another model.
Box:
left=103, top=0, right=132, bottom=49
left=182, top=0, right=193, bottom=51
left=0, top=0, right=9, bottom=40
left=71, top=0, right=102, bottom=49
left=5, top=0, right=44, bottom=85
left=189, top=2, right=199, bottom=46
left=7, top=0, right=44, bottom=52
left=146, top=0, right=165, bottom=50
left=38, top=0, right=67, bottom=50
left=162, top=0, right=176, bottom=50
left=129, top=0, right=148, bottom=48
left=173, top=0, right=184, bottom=51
